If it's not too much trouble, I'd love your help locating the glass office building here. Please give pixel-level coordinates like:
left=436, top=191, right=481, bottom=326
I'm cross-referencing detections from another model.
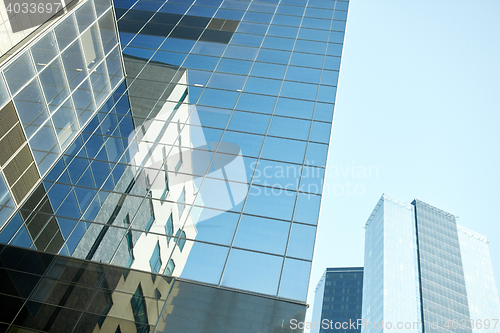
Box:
left=0, top=0, right=349, bottom=331
left=362, top=194, right=500, bottom=333
left=311, top=267, right=363, bottom=333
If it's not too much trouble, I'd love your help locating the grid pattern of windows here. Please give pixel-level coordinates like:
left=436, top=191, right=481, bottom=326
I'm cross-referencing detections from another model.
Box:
left=414, top=200, right=472, bottom=333
left=0, top=245, right=306, bottom=333
left=0, top=0, right=350, bottom=304
left=319, top=268, right=363, bottom=333
left=0, top=0, right=124, bottom=216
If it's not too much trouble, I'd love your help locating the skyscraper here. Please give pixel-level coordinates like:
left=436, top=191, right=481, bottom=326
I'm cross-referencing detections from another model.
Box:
left=362, top=194, right=500, bottom=333
left=311, top=267, right=363, bottom=333
left=0, top=0, right=349, bottom=331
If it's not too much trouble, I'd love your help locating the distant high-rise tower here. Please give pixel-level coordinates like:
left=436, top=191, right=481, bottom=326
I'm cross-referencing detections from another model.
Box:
left=311, top=267, right=363, bottom=333
left=362, top=194, right=500, bottom=333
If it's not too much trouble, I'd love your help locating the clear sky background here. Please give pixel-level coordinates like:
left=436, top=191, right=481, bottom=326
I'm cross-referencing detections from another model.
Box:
left=307, top=0, right=500, bottom=323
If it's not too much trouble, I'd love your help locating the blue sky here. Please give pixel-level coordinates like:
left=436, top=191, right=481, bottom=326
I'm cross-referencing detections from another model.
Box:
left=308, top=0, right=500, bottom=319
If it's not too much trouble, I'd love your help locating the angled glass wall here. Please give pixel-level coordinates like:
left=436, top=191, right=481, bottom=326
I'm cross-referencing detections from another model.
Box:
left=0, top=0, right=124, bottom=223
left=0, top=0, right=350, bottom=310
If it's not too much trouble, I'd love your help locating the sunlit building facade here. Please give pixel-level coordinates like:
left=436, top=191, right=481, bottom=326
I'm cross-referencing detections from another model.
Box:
left=0, top=0, right=349, bottom=331
left=362, top=195, right=500, bottom=333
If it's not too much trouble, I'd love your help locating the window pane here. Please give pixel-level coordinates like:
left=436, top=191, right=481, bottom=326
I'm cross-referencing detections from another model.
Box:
left=31, top=31, right=59, bottom=72
left=233, top=215, right=290, bottom=255
left=4, top=52, right=36, bottom=96
left=279, top=258, right=311, bottom=301
left=244, top=185, right=296, bottom=220
left=221, top=249, right=282, bottom=296
left=261, top=137, right=306, bottom=164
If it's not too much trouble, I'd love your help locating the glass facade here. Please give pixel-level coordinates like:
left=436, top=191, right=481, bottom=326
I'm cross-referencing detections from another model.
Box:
left=0, top=0, right=350, bottom=331
left=362, top=195, right=422, bottom=333
left=457, top=226, right=500, bottom=333
left=0, top=244, right=306, bottom=333
left=362, top=195, right=500, bottom=333
left=413, top=200, right=472, bottom=333
left=311, top=267, right=363, bottom=333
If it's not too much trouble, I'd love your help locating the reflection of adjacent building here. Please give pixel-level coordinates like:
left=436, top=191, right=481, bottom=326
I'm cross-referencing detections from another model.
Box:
left=70, top=51, right=198, bottom=277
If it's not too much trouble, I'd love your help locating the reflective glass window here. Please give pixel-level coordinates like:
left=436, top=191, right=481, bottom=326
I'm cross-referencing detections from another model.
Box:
left=4, top=52, right=36, bottom=96
left=236, top=22, right=268, bottom=35
left=0, top=76, right=9, bottom=107
left=317, top=85, right=337, bottom=103
left=274, top=97, right=314, bottom=119
left=261, top=36, right=295, bottom=51
left=161, top=38, right=196, bottom=53
left=293, top=192, right=321, bottom=225
left=229, top=33, right=263, bottom=47
left=287, top=223, right=316, bottom=260
left=99, top=10, right=120, bottom=54
left=242, top=11, right=273, bottom=24
left=30, top=124, right=61, bottom=174
left=305, top=142, right=328, bottom=167
left=233, top=215, right=289, bottom=255
left=243, top=77, right=282, bottom=96
left=301, top=17, right=331, bottom=30
left=215, top=8, right=245, bottom=20
left=333, top=10, right=348, bottom=20
left=261, top=136, right=306, bottom=164
left=216, top=58, right=253, bottom=75
left=31, top=31, right=59, bottom=72
left=310, top=121, right=332, bottom=143
left=256, top=49, right=291, bottom=65
left=271, top=14, right=302, bottom=27
left=54, top=14, right=79, bottom=51
left=13, top=79, right=49, bottom=138
left=191, top=210, right=238, bottom=245
left=268, top=25, right=299, bottom=39
left=227, top=111, right=270, bottom=135
left=294, top=39, right=327, bottom=55
left=61, top=40, right=88, bottom=89
left=280, top=81, right=318, bottom=101
left=81, top=23, right=105, bottom=71
left=285, top=66, right=321, bottom=84
left=159, top=3, right=189, bottom=14
left=183, top=54, right=219, bottom=71
left=276, top=4, right=305, bottom=16
left=332, top=19, right=347, bottom=32
left=149, top=242, right=162, bottom=273
left=221, top=249, right=282, bottom=295
left=327, top=42, right=343, bottom=56
left=244, top=185, right=296, bottom=220
left=39, top=57, right=69, bottom=112
left=250, top=62, right=287, bottom=80
left=198, top=88, right=239, bottom=109
left=224, top=45, right=259, bottom=61
left=219, top=131, right=264, bottom=158
left=0, top=177, right=15, bottom=223
left=248, top=2, right=276, bottom=13
left=324, top=56, right=341, bottom=71
left=180, top=241, right=228, bottom=284
left=52, top=99, right=79, bottom=150
left=299, top=166, right=324, bottom=194
left=75, top=0, right=97, bottom=32
left=268, top=116, right=310, bottom=141
left=321, top=70, right=339, bottom=86
left=252, top=159, right=301, bottom=191
left=305, top=7, right=332, bottom=19
left=235, top=93, right=276, bottom=114
left=279, top=258, right=311, bottom=301
left=313, top=102, right=334, bottom=122
left=289, top=52, right=324, bottom=68
left=329, top=32, right=345, bottom=44
left=207, top=73, right=246, bottom=91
